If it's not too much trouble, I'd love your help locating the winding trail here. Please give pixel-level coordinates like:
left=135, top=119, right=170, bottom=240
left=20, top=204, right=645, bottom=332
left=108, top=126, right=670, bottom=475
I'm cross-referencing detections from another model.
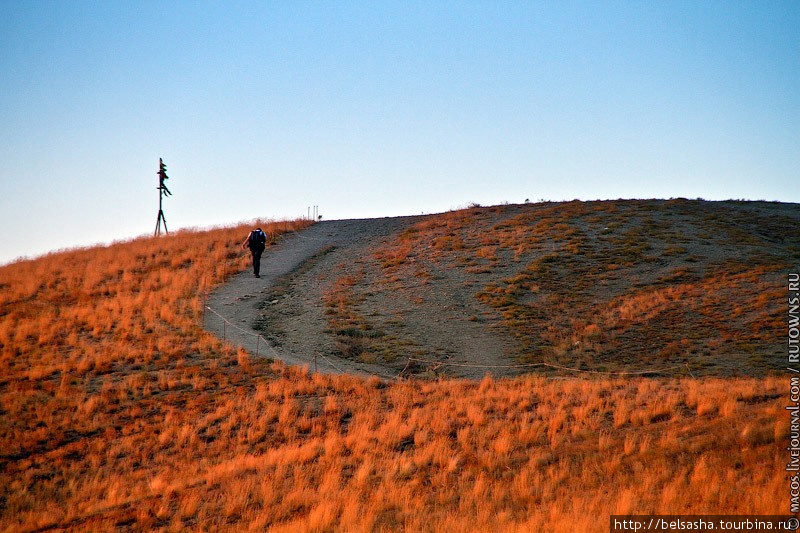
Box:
left=204, top=217, right=522, bottom=379
left=203, top=219, right=414, bottom=378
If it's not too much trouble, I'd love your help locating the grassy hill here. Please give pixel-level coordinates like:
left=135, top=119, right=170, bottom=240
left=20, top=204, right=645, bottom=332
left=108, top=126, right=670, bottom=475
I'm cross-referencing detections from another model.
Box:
left=0, top=200, right=796, bottom=531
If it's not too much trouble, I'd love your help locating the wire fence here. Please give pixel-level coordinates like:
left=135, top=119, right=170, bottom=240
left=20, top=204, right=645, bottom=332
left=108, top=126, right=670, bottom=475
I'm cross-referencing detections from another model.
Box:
left=204, top=305, right=346, bottom=373
left=204, top=304, right=695, bottom=380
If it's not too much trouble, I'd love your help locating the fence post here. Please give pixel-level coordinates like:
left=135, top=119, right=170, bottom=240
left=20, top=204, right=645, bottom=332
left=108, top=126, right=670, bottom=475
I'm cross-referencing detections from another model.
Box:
left=314, top=352, right=318, bottom=374
left=255, top=335, right=260, bottom=357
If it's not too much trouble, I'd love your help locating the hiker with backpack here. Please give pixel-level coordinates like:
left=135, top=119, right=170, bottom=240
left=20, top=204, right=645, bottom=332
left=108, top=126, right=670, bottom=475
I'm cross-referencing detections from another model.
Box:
left=241, top=227, right=267, bottom=278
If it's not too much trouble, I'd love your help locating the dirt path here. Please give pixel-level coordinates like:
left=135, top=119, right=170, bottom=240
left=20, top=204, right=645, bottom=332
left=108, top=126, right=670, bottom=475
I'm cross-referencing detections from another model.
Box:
left=204, top=217, right=522, bottom=379
left=204, top=220, right=402, bottom=378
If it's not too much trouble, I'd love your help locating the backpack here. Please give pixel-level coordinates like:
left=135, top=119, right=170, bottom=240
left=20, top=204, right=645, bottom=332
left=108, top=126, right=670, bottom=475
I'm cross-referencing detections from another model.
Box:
left=250, top=229, right=266, bottom=249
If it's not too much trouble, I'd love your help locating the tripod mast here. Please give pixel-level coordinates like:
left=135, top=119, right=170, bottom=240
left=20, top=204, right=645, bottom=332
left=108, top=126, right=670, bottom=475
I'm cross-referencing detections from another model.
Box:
left=154, top=158, right=171, bottom=236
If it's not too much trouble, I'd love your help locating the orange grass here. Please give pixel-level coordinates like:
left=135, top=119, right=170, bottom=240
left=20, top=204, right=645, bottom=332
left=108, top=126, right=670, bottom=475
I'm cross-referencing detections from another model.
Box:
left=0, top=207, right=792, bottom=531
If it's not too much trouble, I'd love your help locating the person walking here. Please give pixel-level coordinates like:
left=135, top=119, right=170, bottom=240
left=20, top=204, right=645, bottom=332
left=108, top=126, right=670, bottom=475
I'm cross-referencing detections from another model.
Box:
left=241, top=227, right=267, bottom=278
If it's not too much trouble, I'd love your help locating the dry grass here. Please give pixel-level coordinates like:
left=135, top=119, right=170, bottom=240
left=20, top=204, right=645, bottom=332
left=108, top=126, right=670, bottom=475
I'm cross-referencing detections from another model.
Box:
left=323, top=272, right=385, bottom=362
left=322, top=271, right=413, bottom=365
left=0, top=202, right=794, bottom=531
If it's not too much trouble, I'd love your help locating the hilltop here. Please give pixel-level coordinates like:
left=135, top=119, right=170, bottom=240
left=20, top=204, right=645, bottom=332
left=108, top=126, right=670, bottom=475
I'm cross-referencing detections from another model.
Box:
left=0, top=200, right=796, bottom=531
left=208, top=199, right=798, bottom=379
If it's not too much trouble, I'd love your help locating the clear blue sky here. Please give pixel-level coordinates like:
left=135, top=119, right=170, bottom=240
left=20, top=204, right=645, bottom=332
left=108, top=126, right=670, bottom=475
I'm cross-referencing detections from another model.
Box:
left=1, top=1, right=798, bottom=264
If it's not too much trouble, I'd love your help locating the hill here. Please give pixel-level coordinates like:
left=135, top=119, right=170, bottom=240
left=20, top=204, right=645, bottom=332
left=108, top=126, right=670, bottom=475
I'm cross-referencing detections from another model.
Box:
left=245, top=199, right=797, bottom=378
left=0, top=201, right=796, bottom=531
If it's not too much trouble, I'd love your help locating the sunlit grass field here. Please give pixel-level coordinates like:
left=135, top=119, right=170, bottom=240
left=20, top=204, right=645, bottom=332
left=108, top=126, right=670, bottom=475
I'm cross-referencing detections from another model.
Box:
left=0, top=203, right=792, bottom=531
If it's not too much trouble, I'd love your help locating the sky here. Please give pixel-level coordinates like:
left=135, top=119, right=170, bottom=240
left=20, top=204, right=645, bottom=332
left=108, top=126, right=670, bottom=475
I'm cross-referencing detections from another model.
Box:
left=0, top=1, right=798, bottom=265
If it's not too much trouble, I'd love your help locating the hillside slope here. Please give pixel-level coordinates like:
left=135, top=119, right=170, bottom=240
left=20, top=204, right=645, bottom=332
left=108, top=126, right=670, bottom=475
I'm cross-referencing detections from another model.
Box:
left=0, top=201, right=795, bottom=531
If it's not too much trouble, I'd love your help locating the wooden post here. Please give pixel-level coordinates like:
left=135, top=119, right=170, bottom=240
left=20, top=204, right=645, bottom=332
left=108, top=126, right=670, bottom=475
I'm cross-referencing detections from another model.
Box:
left=314, top=352, right=318, bottom=374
